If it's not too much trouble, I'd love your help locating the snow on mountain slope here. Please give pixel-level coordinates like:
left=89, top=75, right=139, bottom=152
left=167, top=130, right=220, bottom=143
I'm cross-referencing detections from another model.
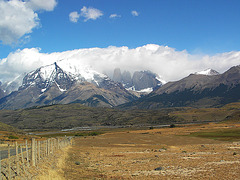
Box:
left=1, top=73, right=25, bottom=94
left=0, top=59, right=137, bottom=109
left=195, top=68, right=219, bottom=76
left=22, top=59, right=110, bottom=93
left=57, top=59, right=108, bottom=83
left=31, top=60, right=107, bottom=83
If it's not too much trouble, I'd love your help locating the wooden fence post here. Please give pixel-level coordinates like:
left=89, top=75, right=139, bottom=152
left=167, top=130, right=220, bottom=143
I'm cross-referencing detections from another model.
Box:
left=20, top=144, right=26, bottom=174
left=15, top=142, right=19, bottom=176
left=35, top=141, right=37, bottom=163
left=38, top=141, right=40, bottom=161
left=25, top=140, right=30, bottom=168
left=51, top=138, right=53, bottom=154
left=8, top=144, right=11, bottom=180
left=45, top=140, right=47, bottom=157
left=48, top=139, right=50, bottom=155
left=53, top=139, right=55, bottom=152
left=31, top=138, right=36, bottom=166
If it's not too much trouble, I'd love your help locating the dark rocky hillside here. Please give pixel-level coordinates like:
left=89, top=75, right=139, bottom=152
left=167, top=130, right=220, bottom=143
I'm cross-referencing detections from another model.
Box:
left=120, top=66, right=240, bottom=109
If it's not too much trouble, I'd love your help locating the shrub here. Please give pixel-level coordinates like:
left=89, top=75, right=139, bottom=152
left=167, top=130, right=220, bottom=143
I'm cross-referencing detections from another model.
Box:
left=8, top=135, right=19, bottom=139
left=75, top=161, right=80, bottom=165
left=89, top=132, right=100, bottom=136
left=74, top=131, right=101, bottom=137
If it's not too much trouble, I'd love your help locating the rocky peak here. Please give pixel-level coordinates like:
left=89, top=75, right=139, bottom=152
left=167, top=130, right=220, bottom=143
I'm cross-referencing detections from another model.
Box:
left=21, top=62, right=73, bottom=92
left=195, top=68, right=220, bottom=76
left=122, top=70, right=132, bottom=87
left=132, top=70, right=162, bottom=91
left=112, top=68, right=163, bottom=93
left=112, top=68, right=122, bottom=82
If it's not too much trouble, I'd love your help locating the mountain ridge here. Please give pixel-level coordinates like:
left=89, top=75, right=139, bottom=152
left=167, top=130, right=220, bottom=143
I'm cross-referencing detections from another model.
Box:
left=0, top=60, right=137, bottom=109
left=119, top=65, right=240, bottom=109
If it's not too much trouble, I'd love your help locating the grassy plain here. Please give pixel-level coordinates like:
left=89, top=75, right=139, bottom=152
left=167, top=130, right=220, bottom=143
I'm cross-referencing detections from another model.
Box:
left=55, top=122, right=240, bottom=179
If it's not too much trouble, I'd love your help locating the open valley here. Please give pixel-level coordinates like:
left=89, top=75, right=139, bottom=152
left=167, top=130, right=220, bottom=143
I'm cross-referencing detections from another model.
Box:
left=35, top=122, right=240, bottom=179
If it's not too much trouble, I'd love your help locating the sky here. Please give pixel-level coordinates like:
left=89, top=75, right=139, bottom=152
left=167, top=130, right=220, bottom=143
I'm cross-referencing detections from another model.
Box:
left=0, top=0, right=240, bottom=83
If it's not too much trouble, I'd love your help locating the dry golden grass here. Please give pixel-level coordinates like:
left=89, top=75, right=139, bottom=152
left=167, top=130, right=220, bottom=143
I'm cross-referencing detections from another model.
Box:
left=32, top=147, right=70, bottom=180
left=58, top=123, right=240, bottom=179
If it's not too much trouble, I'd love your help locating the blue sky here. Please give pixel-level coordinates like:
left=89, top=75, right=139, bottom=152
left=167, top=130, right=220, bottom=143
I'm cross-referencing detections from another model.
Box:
left=1, top=0, right=240, bottom=59
left=0, top=0, right=240, bottom=83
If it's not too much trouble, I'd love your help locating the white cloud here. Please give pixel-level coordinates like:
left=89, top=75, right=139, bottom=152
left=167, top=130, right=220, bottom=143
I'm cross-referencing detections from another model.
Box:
left=131, top=10, right=139, bottom=16
left=109, top=14, right=121, bottom=19
left=69, top=11, right=80, bottom=23
left=1, top=44, right=240, bottom=83
left=0, top=0, right=57, bottom=45
left=26, top=0, right=57, bottom=11
left=80, top=6, right=103, bottom=22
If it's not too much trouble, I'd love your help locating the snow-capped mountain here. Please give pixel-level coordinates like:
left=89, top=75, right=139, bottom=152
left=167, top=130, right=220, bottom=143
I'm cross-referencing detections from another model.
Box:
left=21, top=60, right=109, bottom=93
left=0, top=60, right=136, bottom=109
left=195, top=68, right=220, bottom=76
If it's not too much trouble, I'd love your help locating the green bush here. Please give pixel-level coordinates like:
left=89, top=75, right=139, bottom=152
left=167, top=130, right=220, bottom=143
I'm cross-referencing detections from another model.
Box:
left=8, top=135, right=19, bottom=139
left=74, top=131, right=101, bottom=137
left=75, top=161, right=80, bottom=165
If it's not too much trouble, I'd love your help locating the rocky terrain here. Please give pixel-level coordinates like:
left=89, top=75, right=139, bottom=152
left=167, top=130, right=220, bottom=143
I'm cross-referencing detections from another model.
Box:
left=112, top=68, right=163, bottom=93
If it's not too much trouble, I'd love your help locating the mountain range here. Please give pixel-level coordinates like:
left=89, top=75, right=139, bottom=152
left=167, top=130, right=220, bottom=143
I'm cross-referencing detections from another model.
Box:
left=120, top=65, right=240, bottom=109
left=0, top=58, right=239, bottom=110
left=0, top=60, right=137, bottom=109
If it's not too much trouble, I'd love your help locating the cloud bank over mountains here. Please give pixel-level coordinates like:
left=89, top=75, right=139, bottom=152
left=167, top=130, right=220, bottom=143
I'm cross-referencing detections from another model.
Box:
left=0, top=44, right=240, bottom=83
left=0, top=0, right=57, bottom=45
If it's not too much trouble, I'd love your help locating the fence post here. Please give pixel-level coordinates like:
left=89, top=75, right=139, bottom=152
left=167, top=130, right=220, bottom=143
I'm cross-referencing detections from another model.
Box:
left=20, top=144, right=26, bottom=174
left=15, top=142, right=19, bottom=176
left=45, top=140, right=47, bottom=157
left=48, top=139, right=50, bottom=155
left=25, top=140, right=29, bottom=168
left=8, top=144, right=11, bottom=180
left=35, top=141, right=37, bottom=164
left=51, top=138, right=54, bottom=154
left=38, top=141, right=40, bottom=161
left=53, top=139, right=56, bottom=152
left=31, top=138, right=36, bottom=166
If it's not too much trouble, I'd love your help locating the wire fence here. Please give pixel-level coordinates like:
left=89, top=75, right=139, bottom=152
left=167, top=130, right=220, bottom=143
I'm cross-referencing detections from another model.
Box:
left=0, top=137, right=72, bottom=180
